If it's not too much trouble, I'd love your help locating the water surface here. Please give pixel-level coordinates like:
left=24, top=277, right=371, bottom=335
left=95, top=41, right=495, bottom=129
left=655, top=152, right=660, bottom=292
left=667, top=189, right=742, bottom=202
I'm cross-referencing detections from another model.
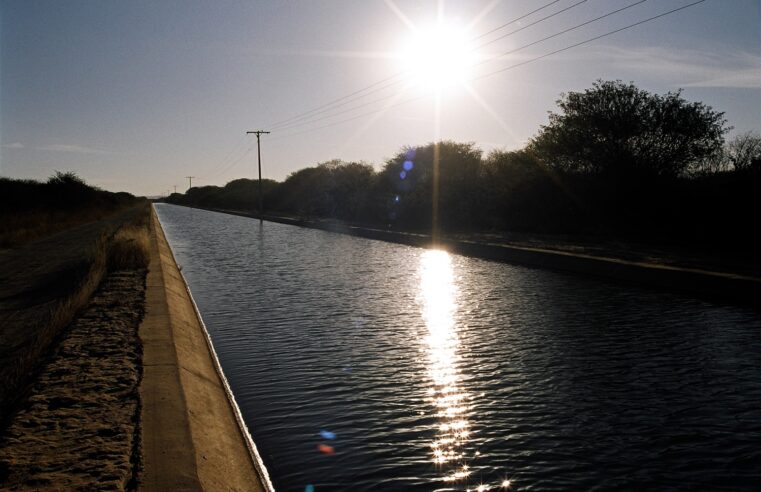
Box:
left=155, top=204, right=761, bottom=491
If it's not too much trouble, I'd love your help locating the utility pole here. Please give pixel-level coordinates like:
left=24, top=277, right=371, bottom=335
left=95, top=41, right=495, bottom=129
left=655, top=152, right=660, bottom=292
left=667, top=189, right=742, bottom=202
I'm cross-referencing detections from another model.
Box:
left=185, top=176, right=195, bottom=191
left=246, top=130, right=270, bottom=224
left=173, top=185, right=177, bottom=194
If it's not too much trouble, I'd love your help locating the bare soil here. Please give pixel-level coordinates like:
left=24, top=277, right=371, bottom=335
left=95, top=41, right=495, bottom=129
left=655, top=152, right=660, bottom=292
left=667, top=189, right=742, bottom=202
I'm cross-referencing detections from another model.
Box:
left=0, top=207, right=145, bottom=419
left=0, top=269, right=146, bottom=490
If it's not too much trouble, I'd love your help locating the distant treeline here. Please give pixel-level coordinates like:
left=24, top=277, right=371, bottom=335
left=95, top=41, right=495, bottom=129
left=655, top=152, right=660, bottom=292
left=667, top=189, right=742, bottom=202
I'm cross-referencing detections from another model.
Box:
left=165, top=81, right=761, bottom=259
left=1, top=171, right=142, bottom=246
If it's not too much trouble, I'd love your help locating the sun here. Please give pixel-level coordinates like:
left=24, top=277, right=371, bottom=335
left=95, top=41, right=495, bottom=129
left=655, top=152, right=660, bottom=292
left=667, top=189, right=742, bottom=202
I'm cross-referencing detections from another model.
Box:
left=398, top=22, right=476, bottom=92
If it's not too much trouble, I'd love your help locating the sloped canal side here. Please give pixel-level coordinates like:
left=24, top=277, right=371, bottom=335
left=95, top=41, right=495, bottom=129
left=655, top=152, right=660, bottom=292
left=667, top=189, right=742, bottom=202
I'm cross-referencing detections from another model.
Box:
left=139, top=206, right=272, bottom=491
left=0, top=204, right=271, bottom=491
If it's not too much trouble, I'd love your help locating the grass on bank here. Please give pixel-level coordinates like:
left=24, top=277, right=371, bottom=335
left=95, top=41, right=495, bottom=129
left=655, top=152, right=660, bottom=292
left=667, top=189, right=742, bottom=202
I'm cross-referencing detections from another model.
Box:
left=0, top=203, right=152, bottom=422
left=108, top=225, right=150, bottom=271
left=0, top=173, right=141, bottom=249
left=1, top=209, right=118, bottom=250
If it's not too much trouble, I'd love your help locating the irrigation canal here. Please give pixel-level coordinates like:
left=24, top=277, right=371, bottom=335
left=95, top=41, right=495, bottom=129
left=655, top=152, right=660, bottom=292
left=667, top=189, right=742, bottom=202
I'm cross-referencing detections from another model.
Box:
left=155, top=203, right=760, bottom=491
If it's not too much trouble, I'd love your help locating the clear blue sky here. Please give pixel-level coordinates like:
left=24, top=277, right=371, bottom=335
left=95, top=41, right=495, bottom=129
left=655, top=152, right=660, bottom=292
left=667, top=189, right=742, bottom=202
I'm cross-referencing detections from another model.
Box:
left=1, top=0, right=759, bottom=196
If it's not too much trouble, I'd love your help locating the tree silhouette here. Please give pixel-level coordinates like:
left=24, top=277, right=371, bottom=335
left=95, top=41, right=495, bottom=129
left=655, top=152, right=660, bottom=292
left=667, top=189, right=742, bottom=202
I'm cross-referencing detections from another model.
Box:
left=530, top=80, right=729, bottom=177
left=726, top=131, right=761, bottom=171
left=380, top=141, right=482, bottom=230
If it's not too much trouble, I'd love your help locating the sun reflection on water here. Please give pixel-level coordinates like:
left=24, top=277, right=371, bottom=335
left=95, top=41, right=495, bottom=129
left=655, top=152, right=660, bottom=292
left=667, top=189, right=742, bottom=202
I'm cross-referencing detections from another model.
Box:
left=419, top=249, right=473, bottom=486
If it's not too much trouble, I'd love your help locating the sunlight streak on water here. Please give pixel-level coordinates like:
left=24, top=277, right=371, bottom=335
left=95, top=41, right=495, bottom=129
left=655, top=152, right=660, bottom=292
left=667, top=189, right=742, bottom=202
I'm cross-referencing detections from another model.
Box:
left=418, top=250, right=475, bottom=486
left=155, top=204, right=761, bottom=491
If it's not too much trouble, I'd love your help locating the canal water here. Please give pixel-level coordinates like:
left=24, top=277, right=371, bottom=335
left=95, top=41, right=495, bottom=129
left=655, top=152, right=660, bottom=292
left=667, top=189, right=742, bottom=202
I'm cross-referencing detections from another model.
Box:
left=155, top=204, right=760, bottom=491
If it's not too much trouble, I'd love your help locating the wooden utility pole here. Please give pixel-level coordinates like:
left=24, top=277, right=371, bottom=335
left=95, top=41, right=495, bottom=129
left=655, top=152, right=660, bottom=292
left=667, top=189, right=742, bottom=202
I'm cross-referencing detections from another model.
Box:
left=246, top=130, right=270, bottom=224
left=185, top=176, right=195, bottom=191
left=173, top=185, right=177, bottom=194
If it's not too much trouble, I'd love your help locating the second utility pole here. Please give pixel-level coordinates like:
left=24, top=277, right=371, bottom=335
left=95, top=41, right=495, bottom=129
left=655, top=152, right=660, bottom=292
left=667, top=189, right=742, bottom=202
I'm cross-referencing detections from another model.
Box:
left=247, top=130, right=270, bottom=224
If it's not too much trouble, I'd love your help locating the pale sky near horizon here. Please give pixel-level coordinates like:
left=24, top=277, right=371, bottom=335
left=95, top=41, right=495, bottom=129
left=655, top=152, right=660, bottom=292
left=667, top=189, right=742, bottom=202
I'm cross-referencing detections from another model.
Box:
left=1, top=0, right=759, bottom=196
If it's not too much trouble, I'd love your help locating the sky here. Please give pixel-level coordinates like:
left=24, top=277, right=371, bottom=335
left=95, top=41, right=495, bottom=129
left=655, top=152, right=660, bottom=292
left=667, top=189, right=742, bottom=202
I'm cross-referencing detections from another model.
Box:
left=1, top=0, right=759, bottom=196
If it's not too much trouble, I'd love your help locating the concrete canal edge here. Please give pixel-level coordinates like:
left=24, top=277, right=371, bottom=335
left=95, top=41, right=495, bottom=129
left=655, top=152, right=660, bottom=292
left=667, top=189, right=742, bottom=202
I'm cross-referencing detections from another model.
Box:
left=187, top=205, right=760, bottom=307
left=139, top=205, right=274, bottom=491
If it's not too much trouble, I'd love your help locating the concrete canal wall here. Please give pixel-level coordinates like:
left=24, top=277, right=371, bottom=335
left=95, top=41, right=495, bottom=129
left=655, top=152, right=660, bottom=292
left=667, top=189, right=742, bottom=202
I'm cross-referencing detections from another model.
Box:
left=139, top=206, right=273, bottom=491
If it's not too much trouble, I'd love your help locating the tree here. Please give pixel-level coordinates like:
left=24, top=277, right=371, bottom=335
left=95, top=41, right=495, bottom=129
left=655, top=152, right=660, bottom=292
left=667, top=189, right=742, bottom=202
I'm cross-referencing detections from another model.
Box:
left=46, top=170, right=98, bottom=208
left=530, top=80, right=729, bottom=177
left=379, top=141, right=482, bottom=230
left=47, top=170, right=88, bottom=187
left=726, top=131, right=761, bottom=171
left=274, top=160, right=375, bottom=220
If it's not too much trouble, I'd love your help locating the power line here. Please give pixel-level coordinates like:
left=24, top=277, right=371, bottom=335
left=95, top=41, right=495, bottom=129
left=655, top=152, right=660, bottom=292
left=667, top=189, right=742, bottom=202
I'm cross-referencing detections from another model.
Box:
left=268, top=76, right=404, bottom=131
left=471, top=0, right=562, bottom=41
left=268, top=0, right=707, bottom=140
left=266, top=0, right=655, bottom=136
left=269, top=86, right=409, bottom=133
left=205, top=142, right=257, bottom=182
left=473, top=0, right=589, bottom=51
left=199, top=134, right=250, bottom=180
left=268, top=94, right=427, bottom=142
left=475, top=0, right=705, bottom=80
left=205, top=0, right=706, bottom=181
left=266, top=0, right=572, bottom=131
left=268, top=0, right=633, bottom=135
left=473, top=0, right=650, bottom=70
left=267, top=74, right=404, bottom=130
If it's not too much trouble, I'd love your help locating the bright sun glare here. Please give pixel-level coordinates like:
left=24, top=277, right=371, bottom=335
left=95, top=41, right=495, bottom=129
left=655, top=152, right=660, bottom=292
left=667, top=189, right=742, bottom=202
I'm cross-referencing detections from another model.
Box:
left=399, top=22, right=476, bottom=92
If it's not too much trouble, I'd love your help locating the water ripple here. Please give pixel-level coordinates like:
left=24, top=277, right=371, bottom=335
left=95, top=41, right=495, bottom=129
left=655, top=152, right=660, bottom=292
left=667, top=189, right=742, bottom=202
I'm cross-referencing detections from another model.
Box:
left=156, top=204, right=761, bottom=491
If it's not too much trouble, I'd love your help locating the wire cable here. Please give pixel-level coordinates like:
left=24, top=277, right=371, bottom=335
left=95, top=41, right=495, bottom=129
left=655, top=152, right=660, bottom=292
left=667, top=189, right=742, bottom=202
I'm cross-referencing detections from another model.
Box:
left=200, top=0, right=706, bottom=184
left=266, top=1, right=707, bottom=140
left=268, top=1, right=597, bottom=134
left=473, top=0, right=650, bottom=70
left=199, top=135, right=250, bottom=180
left=471, top=0, right=563, bottom=41
left=473, top=0, right=589, bottom=51
left=268, top=76, right=404, bottom=131
left=265, top=0, right=574, bottom=131
left=203, top=142, right=257, bottom=183
left=265, top=0, right=655, bottom=135
left=474, top=0, right=705, bottom=80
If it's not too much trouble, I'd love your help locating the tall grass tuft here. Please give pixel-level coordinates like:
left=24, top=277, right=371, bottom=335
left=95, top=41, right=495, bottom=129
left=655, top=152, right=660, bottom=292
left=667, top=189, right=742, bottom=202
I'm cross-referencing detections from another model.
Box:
left=108, top=225, right=150, bottom=271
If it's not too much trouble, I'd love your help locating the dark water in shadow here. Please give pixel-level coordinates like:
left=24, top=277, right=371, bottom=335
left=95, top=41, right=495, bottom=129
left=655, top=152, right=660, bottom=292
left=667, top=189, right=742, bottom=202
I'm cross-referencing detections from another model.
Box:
left=155, top=204, right=761, bottom=491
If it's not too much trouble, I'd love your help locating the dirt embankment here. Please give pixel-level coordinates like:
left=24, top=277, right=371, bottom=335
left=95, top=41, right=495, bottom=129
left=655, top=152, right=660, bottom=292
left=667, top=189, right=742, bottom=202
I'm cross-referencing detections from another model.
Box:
left=0, top=270, right=146, bottom=489
left=0, top=206, right=148, bottom=419
left=0, top=205, right=270, bottom=491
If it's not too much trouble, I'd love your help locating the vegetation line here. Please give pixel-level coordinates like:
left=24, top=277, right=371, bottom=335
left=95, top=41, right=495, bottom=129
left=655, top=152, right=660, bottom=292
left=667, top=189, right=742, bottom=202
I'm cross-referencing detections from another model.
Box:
left=166, top=81, right=761, bottom=274
left=0, top=175, right=149, bottom=423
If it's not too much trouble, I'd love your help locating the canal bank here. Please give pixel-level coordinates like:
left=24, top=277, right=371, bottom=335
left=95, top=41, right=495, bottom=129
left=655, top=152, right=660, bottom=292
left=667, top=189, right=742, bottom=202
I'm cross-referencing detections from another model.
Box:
left=140, top=206, right=273, bottom=491
left=180, top=205, right=760, bottom=307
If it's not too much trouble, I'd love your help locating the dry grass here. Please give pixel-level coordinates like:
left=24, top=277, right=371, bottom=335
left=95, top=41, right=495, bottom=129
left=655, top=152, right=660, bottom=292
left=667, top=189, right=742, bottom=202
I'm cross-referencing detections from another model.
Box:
left=0, top=208, right=116, bottom=249
left=46, top=237, right=109, bottom=353
left=2, top=237, right=109, bottom=419
left=0, top=203, right=152, bottom=421
left=108, top=225, right=150, bottom=271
